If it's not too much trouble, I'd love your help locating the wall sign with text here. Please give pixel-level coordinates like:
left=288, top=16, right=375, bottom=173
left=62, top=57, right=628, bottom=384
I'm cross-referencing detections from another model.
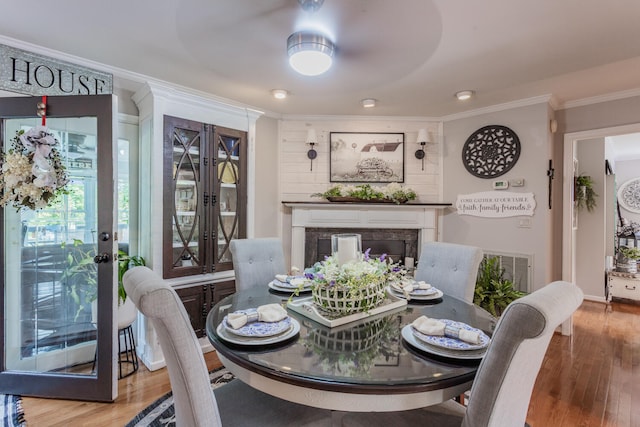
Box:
left=456, top=191, right=536, bottom=217
left=0, top=44, right=113, bottom=96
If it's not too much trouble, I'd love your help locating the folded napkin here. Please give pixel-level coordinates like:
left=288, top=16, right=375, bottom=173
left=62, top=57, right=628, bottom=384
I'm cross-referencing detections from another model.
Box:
left=411, top=316, right=481, bottom=345
left=227, top=304, right=288, bottom=329
left=397, top=280, right=432, bottom=299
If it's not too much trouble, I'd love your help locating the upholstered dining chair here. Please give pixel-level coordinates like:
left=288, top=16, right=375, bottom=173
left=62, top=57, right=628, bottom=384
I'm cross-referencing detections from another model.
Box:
left=229, top=237, right=287, bottom=292
left=414, top=241, right=484, bottom=303
left=123, top=266, right=333, bottom=427
left=340, top=280, right=584, bottom=427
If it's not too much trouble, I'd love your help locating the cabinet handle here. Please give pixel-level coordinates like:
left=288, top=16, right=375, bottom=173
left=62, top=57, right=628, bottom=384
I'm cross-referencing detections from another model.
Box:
left=625, top=285, right=636, bottom=291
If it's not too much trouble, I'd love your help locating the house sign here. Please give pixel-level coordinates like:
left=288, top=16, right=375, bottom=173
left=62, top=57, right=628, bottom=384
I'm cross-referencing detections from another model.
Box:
left=0, top=44, right=112, bottom=96
left=456, top=191, right=536, bottom=218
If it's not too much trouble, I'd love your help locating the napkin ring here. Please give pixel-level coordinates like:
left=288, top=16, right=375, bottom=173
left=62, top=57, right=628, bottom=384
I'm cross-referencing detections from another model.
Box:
left=246, top=312, right=259, bottom=323
left=444, top=325, right=462, bottom=339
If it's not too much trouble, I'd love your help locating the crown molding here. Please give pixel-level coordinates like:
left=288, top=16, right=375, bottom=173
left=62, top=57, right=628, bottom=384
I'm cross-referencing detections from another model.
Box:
left=441, top=95, right=554, bottom=122
left=560, top=87, right=640, bottom=110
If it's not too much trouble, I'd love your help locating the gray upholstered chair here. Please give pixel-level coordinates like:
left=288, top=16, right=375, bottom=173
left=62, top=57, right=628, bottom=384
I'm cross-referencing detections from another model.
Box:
left=123, top=266, right=333, bottom=427
left=340, top=280, right=584, bottom=427
left=229, top=237, right=287, bottom=292
left=414, top=241, right=484, bottom=303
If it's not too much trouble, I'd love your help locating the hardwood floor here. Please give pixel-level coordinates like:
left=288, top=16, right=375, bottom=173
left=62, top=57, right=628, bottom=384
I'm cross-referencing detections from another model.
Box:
left=20, top=300, right=640, bottom=426
left=21, top=351, right=223, bottom=427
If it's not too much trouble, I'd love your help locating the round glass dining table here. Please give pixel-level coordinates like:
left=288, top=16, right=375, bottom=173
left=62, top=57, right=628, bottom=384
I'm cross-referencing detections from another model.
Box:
left=206, top=287, right=496, bottom=412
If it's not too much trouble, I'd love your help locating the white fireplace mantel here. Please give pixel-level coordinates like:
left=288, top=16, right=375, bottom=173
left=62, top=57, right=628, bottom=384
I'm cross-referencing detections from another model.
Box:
left=282, top=202, right=451, bottom=268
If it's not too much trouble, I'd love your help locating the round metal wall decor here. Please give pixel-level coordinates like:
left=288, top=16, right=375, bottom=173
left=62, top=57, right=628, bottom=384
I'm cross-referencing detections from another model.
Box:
left=462, top=125, right=521, bottom=178
left=618, top=177, right=640, bottom=213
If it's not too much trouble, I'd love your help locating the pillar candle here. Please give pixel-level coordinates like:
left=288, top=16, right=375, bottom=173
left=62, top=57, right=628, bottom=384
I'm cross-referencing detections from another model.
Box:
left=337, top=236, right=358, bottom=265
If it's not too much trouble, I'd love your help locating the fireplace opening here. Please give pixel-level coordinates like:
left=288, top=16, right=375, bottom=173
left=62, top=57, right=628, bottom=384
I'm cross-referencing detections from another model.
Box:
left=304, top=228, right=419, bottom=269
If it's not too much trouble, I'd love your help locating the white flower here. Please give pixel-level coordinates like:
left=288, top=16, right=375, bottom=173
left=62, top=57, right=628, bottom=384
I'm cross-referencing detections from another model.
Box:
left=0, top=127, right=68, bottom=211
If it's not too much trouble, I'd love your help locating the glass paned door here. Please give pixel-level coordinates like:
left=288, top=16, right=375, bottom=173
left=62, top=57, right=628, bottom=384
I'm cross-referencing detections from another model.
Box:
left=1, top=95, right=115, bottom=401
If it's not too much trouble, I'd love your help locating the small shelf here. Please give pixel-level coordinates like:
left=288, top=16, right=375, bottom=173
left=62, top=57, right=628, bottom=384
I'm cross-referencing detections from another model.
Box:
left=175, top=211, right=196, bottom=216
left=220, top=211, right=236, bottom=216
left=220, top=183, right=236, bottom=189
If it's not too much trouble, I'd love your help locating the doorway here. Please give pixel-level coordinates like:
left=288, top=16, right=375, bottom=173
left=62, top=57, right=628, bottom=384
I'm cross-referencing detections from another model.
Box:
left=1, top=95, right=117, bottom=402
left=562, top=123, right=640, bottom=303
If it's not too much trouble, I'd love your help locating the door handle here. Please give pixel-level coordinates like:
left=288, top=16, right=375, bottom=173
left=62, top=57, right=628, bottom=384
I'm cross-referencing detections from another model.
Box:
left=93, top=252, right=110, bottom=264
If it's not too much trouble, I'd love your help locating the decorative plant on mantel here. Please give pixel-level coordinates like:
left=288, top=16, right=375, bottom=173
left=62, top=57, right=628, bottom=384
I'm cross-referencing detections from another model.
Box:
left=574, top=174, right=598, bottom=212
left=313, top=183, right=417, bottom=204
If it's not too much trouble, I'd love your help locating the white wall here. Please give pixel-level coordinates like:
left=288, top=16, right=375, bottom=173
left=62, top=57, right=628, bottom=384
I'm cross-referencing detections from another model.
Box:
left=277, top=118, right=442, bottom=268
left=442, top=102, right=553, bottom=291
left=253, top=116, right=280, bottom=238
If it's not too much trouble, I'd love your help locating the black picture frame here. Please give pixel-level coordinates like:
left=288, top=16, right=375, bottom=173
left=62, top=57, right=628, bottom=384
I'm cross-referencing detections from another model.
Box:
left=329, top=132, right=405, bottom=183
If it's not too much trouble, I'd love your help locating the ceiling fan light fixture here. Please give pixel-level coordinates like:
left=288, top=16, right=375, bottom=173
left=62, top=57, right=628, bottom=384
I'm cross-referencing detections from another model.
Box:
left=287, top=32, right=335, bottom=76
left=455, top=90, right=474, bottom=101
left=272, top=89, right=288, bottom=99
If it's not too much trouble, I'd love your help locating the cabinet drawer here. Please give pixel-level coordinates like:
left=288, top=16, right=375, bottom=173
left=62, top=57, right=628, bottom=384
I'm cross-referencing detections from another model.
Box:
left=610, top=276, right=640, bottom=301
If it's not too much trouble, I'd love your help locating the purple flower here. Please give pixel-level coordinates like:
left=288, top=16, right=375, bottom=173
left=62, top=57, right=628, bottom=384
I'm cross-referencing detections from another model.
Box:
left=379, top=253, right=387, bottom=262
left=364, top=248, right=371, bottom=260
left=305, top=272, right=315, bottom=280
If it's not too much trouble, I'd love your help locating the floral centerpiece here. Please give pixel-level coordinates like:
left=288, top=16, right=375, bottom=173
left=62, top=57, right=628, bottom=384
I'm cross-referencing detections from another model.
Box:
left=313, top=183, right=417, bottom=204
left=303, top=248, right=406, bottom=315
left=0, top=126, right=68, bottom=210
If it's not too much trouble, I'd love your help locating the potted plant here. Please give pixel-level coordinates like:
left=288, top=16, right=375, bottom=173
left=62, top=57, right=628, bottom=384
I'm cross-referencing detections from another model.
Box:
left=117, top=250, right=146, bottom=305
left=474, top=257, right=526, bottom=317
left=616, top=246, right=640, bottom=274
left=574, top=174, right=598, bottom=212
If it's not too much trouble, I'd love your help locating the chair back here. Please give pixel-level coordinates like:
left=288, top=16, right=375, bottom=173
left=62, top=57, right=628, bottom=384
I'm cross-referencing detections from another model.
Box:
left=414, top=241, right=483, bottom=303
left=124, top=266, right=222, bottom=427
left=462, top=280, right=583, bottom=427
left=230, top=238, right=286, bottom=292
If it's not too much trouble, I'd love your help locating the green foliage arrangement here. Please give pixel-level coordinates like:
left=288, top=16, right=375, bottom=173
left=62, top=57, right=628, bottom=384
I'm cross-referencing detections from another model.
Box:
left=474, top=256, right=526, bottom=317
left=313, top=183, right=417, bottom=204
left=575, top=174, right=598, bottom=212
left=60, top=239, right=97, bottom=321
left=117, top=250, right=146, bottom=304
left=618, top=246, right=640, bottom=261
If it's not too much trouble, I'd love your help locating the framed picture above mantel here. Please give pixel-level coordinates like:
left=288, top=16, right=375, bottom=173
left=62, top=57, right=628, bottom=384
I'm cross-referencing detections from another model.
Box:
left=330, top=132, right=405, bottom=183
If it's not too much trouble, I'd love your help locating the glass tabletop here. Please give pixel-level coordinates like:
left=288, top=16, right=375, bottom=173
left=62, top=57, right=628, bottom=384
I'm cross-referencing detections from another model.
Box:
left=206, top=287, right=496, bottom=393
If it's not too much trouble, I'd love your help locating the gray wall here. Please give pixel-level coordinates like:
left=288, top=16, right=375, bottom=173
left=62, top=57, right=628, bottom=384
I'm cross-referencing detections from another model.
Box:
left=575, top=138, right=607, bottom=298
left=442, top=102, right=553, bottom=291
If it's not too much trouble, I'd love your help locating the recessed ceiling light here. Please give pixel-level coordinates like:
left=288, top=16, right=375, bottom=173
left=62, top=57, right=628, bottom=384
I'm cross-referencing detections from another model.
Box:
left=287, top=32, right=335, bottom=76
left=455, top=90, right=474, bottom=101
left=361, top=98, right=376, bottom=108
left=272, top=89, right=288, bottom=99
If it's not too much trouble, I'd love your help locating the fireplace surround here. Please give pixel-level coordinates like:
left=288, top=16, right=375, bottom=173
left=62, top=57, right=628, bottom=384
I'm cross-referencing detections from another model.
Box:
left=283, top=201, right=451, bottom=269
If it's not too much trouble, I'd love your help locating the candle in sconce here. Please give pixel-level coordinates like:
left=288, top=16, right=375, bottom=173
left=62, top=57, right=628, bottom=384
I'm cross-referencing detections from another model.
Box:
left=332, top=234, right=362, bottom=265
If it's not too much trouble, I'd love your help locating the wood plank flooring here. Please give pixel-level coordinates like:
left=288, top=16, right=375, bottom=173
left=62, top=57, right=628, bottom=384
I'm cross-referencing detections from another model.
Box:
left=20, top=300, right=640, bottom=426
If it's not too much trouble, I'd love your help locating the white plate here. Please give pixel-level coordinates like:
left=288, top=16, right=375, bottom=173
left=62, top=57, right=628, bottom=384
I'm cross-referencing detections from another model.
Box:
left=217, top=317, right=301, bottom=346
left=390, top=281, right=439, bottom=296
left=401, top=325, right=487, bottom=360
left=412, top=319, right=490, bottom=351
left=388, top=286, right=443, bottom=301
left=268, top=281, right=312, bottom=293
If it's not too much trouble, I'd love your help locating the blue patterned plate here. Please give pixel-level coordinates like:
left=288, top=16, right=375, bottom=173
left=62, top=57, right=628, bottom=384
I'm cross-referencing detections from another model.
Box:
left=401, top=325, right=487, bottom=360
left=223, top=309, right=292, bottom=337
left=412, top=319, right=490, bottom=350
left=217, top=317, right=300, bottom=346
left=269, top=278, right=312, bottom=292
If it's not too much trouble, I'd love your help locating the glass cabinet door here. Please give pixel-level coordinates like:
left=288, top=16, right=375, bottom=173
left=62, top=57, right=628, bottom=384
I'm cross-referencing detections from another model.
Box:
left=163, top=116, right=205, bottom=278
left=214, top=126, right=246, bottom=270
left=163, top=117, right=246, bottom=278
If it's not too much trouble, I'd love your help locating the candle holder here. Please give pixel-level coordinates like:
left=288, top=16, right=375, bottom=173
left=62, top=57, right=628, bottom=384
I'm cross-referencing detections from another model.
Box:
left=331, top=233, right=362, bottom=265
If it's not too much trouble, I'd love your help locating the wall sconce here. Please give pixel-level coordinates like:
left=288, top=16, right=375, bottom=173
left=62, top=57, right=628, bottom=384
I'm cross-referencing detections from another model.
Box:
left=306, top=129, right=318, bottom=171
left=414, top=129, right=428, bottom=170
